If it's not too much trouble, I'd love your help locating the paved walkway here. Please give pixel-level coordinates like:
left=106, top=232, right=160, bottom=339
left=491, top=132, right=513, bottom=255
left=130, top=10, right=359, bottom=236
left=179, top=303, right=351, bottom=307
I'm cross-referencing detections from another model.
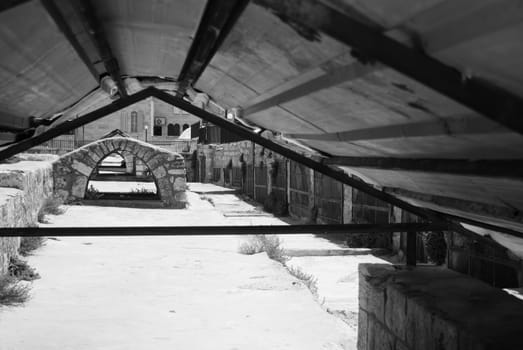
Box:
left=0, top=184, right=358, bottom=350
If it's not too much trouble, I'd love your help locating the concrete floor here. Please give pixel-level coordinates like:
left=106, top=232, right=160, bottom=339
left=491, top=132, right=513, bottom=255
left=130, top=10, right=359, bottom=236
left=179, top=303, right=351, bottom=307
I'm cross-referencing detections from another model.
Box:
left=0, top=184, right=357, bottom=349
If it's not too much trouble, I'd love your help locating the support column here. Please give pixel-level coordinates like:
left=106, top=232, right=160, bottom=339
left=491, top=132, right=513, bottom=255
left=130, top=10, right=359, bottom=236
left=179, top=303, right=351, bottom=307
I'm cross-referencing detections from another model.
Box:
left=406, top=231, right=417, bottom=266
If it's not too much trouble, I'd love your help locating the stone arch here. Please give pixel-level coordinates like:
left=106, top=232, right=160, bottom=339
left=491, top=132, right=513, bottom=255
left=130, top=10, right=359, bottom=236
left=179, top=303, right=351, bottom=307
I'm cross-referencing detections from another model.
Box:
left=52, top=137, right=187, bottom=208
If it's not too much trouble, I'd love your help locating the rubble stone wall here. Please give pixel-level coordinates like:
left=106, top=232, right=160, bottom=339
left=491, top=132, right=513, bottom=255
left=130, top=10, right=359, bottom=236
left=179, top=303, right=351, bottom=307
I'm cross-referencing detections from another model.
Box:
left=0, top=154, right=56, bottom=275
left=52, top=137, right=187, bottom=208
left=358, top=264, right=523, bottom=350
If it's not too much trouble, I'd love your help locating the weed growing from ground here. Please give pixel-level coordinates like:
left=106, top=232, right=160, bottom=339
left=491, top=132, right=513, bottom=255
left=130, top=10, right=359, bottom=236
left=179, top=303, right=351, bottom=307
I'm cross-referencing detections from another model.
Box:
left=238, top=235, right=287, bottom=264
left=239, top=235, right=321, bottom=297
left=238, top=235, right=265, bottom=255
left=8, top=257, right=40, bottom=281
left=85, top=185, right=102, bottom=200
left=19, top=236, right=46, bottom=256
left=0, top=276, right=30, bottom=307
left=38, top=196, right=66, bottom=223
left=130, top=187, right=155, bottom=194
left=287, top=265, right=318, bottom=297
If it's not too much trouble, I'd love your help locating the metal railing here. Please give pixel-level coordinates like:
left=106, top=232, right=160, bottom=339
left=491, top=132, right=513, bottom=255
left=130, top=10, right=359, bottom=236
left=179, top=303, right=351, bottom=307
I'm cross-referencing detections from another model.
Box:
left=28, top=137, right=197, bottom=154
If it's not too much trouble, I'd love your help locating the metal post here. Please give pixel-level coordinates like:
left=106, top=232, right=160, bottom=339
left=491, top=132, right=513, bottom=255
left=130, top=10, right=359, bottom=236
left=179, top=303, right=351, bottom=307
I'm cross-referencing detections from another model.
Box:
left=406, top=231, right=417, bottom=266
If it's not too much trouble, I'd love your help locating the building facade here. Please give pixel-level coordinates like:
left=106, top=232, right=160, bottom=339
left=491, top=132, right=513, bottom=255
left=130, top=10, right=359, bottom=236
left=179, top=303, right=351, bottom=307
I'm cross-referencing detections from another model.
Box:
left=75, top=97, right=200, bottom=143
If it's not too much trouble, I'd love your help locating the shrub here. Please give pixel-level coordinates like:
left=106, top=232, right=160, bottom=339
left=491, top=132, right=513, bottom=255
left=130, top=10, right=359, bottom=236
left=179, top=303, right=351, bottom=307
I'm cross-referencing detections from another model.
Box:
left=8, top=257, right=40, bottom=281
left=346, top=232, right=390, bottom=248
left=131, top=188, right=154, bottom=194
left=259, top=235, right=287, bottom=264
left=424, top=231, right=447, bottom=265
left=85, top=184, right=102, bottom=200
left=19, top=236, right=46, bottom=256
left=238, top=235, right=265, bottom=255
left=0, top=276, right=30, bottom=307
left=38, top=196, right=66, bottom=223
left=238, top=234, right=287, bottom=264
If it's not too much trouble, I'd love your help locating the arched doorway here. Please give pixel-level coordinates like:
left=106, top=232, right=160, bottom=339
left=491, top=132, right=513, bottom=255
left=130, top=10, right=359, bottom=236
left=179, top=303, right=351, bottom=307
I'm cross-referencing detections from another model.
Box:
left=85, top=151, right=160, bottom=205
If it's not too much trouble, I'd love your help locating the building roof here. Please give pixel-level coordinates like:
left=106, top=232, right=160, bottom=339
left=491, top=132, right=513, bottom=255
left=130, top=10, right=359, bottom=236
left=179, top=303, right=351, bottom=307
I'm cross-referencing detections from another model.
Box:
left=99, top=129, right=130, bottom=140
left=0, top=0, right=522, bottom=237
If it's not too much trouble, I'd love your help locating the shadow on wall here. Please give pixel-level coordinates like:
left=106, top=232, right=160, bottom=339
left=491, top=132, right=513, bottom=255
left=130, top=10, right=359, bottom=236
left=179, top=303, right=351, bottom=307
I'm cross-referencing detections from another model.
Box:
left=51, top=137, right=187, bottom=208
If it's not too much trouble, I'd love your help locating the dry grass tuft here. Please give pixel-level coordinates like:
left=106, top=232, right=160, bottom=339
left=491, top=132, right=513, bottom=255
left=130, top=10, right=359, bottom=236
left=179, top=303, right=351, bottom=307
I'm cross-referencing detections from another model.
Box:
left=19, top=236, right=46, bottom=256
left=38, top=196, right=66, bottom=223
left=238, top=235, right=288, bottom=264
left=0, top=276, right=30, bottom=307
left=238, top=235, right=265, bottom=255
left=8, top=257, right=40, bottom=281
left=288, top=265, right=318, bottom=297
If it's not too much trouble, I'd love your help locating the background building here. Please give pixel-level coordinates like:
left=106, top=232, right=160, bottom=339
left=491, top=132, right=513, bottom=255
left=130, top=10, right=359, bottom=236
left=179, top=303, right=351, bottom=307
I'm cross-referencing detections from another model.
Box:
left=77, top=97, right=200, bottom=143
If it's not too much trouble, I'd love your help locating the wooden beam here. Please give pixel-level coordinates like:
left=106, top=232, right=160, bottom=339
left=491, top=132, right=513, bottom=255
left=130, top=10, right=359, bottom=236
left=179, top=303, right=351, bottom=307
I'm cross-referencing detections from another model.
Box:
left=0, top=87, right=154, bottom=161
left=287, top=116, right=505, bottom=142
left=41, top=0, right=100, bottom=81
left=72, top=0, right=127, bottom=96
left=323, top=157, right=523, bottom=179
left=252, top=0, right=523, bottom=135
left=0, top=223, right=448, bottom=237
left=177, top=0, right=249, bottom=92
left=243, top=62, right=377, bottom=116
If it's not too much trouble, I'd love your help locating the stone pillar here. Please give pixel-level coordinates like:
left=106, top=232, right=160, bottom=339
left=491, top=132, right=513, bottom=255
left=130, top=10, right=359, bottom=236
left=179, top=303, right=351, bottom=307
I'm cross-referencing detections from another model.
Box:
left=358, top=264, right=523, bottom=350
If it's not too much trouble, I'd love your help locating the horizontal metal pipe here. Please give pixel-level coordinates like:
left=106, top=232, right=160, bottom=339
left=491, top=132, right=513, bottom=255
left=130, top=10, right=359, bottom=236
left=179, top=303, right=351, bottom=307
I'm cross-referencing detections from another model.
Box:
left=0, top=223, right=448, bottom=237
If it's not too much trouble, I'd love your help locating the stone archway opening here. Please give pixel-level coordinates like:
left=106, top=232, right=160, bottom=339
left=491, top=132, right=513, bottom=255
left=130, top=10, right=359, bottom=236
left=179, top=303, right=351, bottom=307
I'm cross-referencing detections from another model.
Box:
left=52, top=137, right=187, bottom=208
left=85, top=151, right=160, bottom=205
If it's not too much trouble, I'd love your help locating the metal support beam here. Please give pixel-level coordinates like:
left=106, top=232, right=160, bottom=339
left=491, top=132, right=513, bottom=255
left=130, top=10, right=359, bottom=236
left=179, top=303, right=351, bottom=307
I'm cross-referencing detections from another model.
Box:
left=0, top=0, right=31, bottom=14
left=406, top=231, right=417, bottom=266
left=252, top=0, right=523, bottom=135
left=0, top=223, right=448, bottom=237
left=41, top=0, right=99, bottom=81
left=73, top=0, right=127, bottom=96
left=151, top=88, right=440, bottom=222
left=177, top=0, right=249, bottom=92
left=152, top=88, right=523, bottom=238
left=0, top=87, right=153, bottom=160
left=323, top=157, right=523, bottom=179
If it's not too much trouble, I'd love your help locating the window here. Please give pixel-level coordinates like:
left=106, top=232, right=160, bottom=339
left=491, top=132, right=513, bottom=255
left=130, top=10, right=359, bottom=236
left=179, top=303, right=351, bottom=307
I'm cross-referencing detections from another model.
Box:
left=130, top=111, right=138, bottom=133
left=167, top=123, right=180, bottom=136
left=153, top=125, right=162, bottom=136
left=182, top=124, right=189, bottom=131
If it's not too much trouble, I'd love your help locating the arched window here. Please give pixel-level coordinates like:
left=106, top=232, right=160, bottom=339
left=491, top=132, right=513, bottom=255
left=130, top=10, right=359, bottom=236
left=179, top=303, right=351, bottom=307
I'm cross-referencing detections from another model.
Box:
left=167, top=123, right=175, bottom=136
left=182, top=124, right=189, bottom=131
left=130, top=111, right=138, bottom=132
left=167, top=123, right=180, bottom=136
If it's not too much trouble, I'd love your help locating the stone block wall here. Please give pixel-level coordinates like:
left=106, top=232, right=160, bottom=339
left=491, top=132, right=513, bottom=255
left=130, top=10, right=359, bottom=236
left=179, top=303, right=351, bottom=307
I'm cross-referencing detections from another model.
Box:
left=358, top=264, right=523, bottom=350
left=0, top=154, right=56, bottom=275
